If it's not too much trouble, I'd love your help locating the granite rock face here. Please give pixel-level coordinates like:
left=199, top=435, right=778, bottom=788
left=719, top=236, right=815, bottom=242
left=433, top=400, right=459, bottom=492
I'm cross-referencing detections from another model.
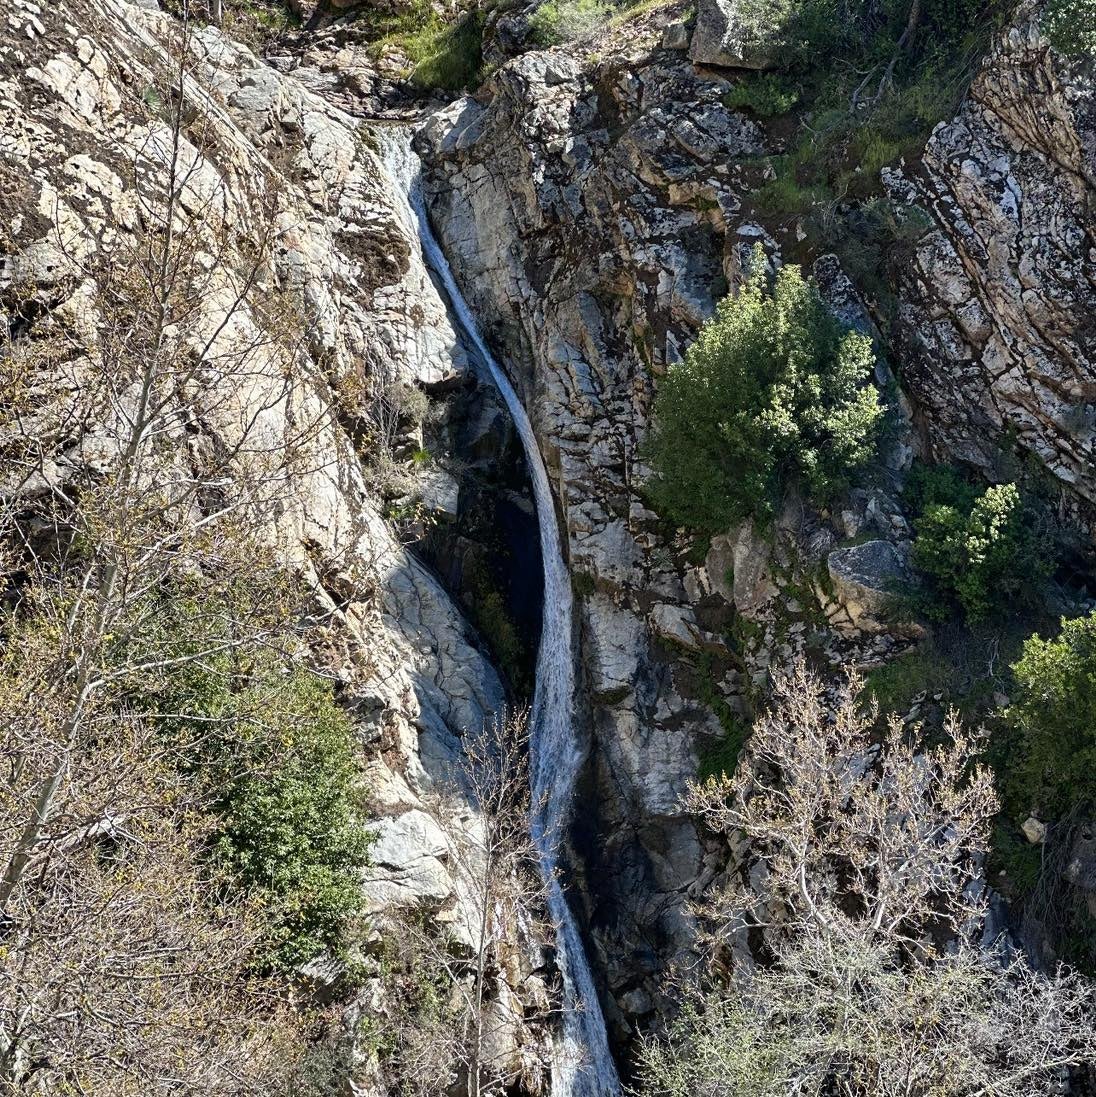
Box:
left=415, top=23, right=836, bottom=1035
left=888, top=3, right=1096, bottom=532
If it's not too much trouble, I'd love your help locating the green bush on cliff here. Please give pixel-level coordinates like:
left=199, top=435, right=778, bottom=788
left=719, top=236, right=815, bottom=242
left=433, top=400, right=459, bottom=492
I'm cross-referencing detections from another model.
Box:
left=408, top=11, right=485, bottom=91
left=1042, top=0, right=1096, bottom=55
left=368, top=4, right=484, bottom=91
left=1005, top=613, right=1096, bottom=820
left=644, top=250, right=883, bottom=532
left=529, top=0, right=611, bottom=44
left=908, top=475, right=1050, bottom=622
left=723, top=73, right=801, bottom=116
left=135, top=615, right=373, bottom=972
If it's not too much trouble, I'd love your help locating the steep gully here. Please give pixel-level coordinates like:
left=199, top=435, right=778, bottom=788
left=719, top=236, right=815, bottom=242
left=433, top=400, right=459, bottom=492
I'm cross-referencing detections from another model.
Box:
left=382, top=129, right=622, bottom=1097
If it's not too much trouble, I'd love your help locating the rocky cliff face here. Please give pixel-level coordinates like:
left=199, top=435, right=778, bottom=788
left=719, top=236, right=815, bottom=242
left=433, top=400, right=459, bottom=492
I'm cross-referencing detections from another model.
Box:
left=8, top=0, right=1096, bottom=1082
left=888, top=4, right=1096, bottom=530
left=418, top=18, right=759, bottom=1038
left=0, top=0, right=550, bottom=1086
left=417, top=0, right=1096, bottom=1048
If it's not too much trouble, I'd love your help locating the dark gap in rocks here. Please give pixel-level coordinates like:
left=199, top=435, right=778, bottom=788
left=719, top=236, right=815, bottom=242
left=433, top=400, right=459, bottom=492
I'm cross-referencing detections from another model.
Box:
left=411, top=370, right=543, bottom=702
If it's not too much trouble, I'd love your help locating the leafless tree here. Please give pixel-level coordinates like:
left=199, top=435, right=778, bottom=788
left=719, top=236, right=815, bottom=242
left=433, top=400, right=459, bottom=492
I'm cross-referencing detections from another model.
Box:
left=638, top=661, right=1096, bottom=1097
left=379, top=709, right=552, bottom=1097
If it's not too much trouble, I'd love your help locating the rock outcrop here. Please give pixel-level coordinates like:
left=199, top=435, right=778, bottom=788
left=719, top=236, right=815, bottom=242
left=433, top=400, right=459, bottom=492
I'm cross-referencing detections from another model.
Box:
left=888, top=3, right=1096, bottom=533
left=416, top=9, right=911, bottom=1038
left=418, top=24, right=769, bottom=1035
left=689, top=0, right=781, bottom=70
left=414, top=0, right=973, bottom=1039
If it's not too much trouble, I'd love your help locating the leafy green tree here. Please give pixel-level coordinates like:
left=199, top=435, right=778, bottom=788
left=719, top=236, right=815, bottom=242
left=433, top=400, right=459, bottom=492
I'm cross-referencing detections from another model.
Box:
left=645, top=254, right=882, bottom=532
left=1042, top=0, right=1096, bottom=56
left=910, top=481, right=1050, bottom=621
left=1007, top=613, right=1096, bottom=819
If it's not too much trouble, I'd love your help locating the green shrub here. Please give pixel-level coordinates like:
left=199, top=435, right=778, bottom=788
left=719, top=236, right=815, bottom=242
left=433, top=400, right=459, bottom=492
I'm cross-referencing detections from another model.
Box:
left=862, top=643, right=957, bottom=715
left=370, top=7, right=484, bottom=91
left=910, top=481, right=1050, bottom=622
left=697, top=724, right=748, bottom=782
left=1006, top=613, right=1096, bottom=819
left=409, top=12, right=485, bottom=91
left=1042, top=0, right=1096, bottom=55
left=989, top=823, right=1043, bottom=894
left=749, top=0, right=989, bottom=72
left=644, top=249, right=883, bottom=532
left=466, top=562, right=530, bottom=696
left=529, top=0, right=611, bottom=44
left=754, top=167, right=830, bottom=218
left=137, top=630, right=372, bottom=972
left=723, top=74, right=800, bottom=116
left=901, top=460, right=979, bottom=515
left=735, top=19, right=979, bottom=233
left=213, top=668, right=373, bottom=970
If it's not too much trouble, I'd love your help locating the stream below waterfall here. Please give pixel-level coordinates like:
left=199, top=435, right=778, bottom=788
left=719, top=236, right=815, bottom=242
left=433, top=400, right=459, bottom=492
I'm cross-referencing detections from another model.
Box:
left=383, top=129, right=621, bottom=1097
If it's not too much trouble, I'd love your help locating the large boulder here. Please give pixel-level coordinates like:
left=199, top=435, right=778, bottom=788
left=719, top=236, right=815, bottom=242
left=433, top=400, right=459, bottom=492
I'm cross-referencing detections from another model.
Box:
left=689, top=0, right=782, bottom=69
left=825, top=540, right=912, bottom=634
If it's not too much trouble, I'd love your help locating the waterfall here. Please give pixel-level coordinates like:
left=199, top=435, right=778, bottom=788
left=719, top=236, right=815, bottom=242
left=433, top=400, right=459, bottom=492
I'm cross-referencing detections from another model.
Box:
left=382, top=130, right=621, bottom=1097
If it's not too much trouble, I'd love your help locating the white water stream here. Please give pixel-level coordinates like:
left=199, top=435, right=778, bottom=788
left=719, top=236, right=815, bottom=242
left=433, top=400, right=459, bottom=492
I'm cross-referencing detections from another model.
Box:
left=383, top=131, right=621, bottom=1097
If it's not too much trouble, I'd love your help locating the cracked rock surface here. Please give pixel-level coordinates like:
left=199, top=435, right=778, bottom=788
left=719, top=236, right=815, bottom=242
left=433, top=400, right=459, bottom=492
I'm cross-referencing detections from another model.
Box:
left=888, top=3, right=1096, bottom=529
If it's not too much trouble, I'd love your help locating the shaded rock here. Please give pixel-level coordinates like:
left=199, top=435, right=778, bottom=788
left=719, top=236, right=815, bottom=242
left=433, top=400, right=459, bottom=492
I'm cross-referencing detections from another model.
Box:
left=706, top=522, right=777, bottom=615
left=418, top=467, right=461, bottom=518
left=689, top=0, right=781, bottom=69
left=662, top=21, right=691, bottom=49
left=1064, top=825, right=1096, bottom=893
left=826, top=540, right=911, bottom=633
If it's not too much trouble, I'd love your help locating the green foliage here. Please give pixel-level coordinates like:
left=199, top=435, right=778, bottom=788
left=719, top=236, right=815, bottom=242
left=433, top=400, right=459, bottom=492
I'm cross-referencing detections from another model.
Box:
left=212, top=669, right=373, bottom=970
left=910, top=480, right=1051, bottom=622
left=748, top=0, right=990, bottom=74
left=1042, top=0, right=1096, bottom=55
left=989, top=823, right=1043, bottom=894
left=691, top=649, right=750, bottom=780
left=409, top=12, right=485, bottom=91
left=697, top=724, right=748, bottom=782
left=750, top=57, right=970, bottom=229
left=370, top=6, right=484, bottom=91
left=608, top=0, right=679, bottom=23
left=466, top=562, right=530, bottom=696
left=723, top=74, right=801, bottom=116
left=902, top=460, right=980, bottom=515
left=135, top=615, right=372, bottom=972
left=645, top=250, right=883, bottom=532
left=1006, top=613, right=1096, bottom=819
left=754, top=156, right=831, bottom=217
left=529, top=0, right=611, bottom=44
left=863, top=644, right=957, bottom=715
left=571, top=570, right=597, bottom=596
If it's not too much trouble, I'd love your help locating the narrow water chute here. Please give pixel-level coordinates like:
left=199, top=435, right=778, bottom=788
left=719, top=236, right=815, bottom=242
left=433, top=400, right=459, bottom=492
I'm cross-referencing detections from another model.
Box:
left=382, top=130, right=621, bottom=1097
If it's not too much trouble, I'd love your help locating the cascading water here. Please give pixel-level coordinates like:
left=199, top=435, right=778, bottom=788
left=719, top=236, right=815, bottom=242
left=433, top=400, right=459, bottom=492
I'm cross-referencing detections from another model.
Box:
left=383, top=130, right=621, bottom=1097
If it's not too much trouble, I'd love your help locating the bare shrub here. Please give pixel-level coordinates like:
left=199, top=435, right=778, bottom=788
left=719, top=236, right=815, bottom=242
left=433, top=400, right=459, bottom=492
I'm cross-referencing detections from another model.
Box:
left=379, top=710, right=552, bottom=1097
left=638, top=662, right=1096, bottom=1097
